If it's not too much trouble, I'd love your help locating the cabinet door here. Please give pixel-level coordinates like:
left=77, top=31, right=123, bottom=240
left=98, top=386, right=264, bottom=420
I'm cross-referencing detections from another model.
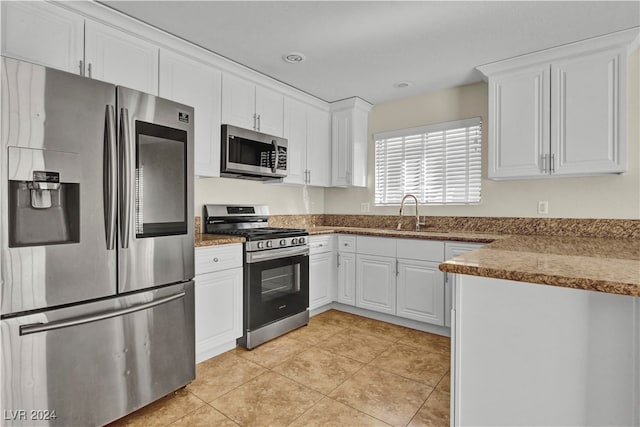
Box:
left=337, top=252, right=356, bottom=305
left=397, top=259, right=445, bottom=325
left=307, top=106, right=332, bottom=186
left=309, top=251, right=336, bottom=310
left=255, top=85, right=284, bottom=136
left=283, top=97, right=308, bottom=185
left=551, top=49, right=626, bottom=175
left=1, top=1, right=84, bottom=74
left=160, top=50, right=222, bottom=177
left=85, top=20, right=159, bottom=94
left=195, top=268, right=243, bottom=363
left=355, top=254, right=396, bottom=315
left=488, top=66, right=550, bottom=179
left=221, top=73, right=256, bottom=130
left=331, top=109, right=352, bottom=186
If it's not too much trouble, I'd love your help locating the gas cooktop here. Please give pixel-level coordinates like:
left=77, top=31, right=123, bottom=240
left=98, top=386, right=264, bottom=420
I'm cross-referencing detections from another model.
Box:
left=212, top=227, right=307, bottom=241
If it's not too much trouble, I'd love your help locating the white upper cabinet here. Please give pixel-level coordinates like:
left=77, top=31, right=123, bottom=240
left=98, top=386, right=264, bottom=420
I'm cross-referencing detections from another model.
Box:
left=1, top=1, right=84, bottom=74
left=487, top=66, right=550, bottom=179
left=283, top=97, right=308, bottom=185
left=283, top=99, right=332, bottom=186
left=85, top=20, right=159, bottom=95
left=255, top=85, right=284, bottom=136
left=221, top=73, right=255, bottom=130
left=2, top=2, right=159, bottom=95
left=159, top=49, right=222, bottom=177
left=479, top=28, right=638, bottom=180
left=551, top=49, right=627, bottom=175
left=306, top=106, right=332, bottom=186
left=331, top=97, right=372, bottom=187
left=222, top=73, right=284, bottom=136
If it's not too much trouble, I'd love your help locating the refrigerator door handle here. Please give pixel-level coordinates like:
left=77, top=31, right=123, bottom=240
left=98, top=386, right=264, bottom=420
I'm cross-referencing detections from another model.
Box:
left=119, top=107, right=132, bottom=249
left=105, top=105, right=117, bottom=250
left=20, top=291, right=186, bottom=335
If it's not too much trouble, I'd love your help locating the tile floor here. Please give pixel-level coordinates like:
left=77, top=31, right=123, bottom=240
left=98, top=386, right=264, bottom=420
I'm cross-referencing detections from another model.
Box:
left=109, top=309, right=451, bottom=427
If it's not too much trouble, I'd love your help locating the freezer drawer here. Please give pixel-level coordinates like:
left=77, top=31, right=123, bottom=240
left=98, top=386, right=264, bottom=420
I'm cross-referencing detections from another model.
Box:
left=0, top=282, right=195, bottom=427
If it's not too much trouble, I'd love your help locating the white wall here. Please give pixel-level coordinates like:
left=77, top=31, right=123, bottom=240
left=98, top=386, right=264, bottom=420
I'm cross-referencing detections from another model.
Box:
left=195, top=177, right=325, bottom=217
left=324, top=49, right=640, bottom=219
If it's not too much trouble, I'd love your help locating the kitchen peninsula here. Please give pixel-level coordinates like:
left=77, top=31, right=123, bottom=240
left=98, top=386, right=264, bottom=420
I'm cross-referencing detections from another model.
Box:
left=440, top=235, right=640, bottom=426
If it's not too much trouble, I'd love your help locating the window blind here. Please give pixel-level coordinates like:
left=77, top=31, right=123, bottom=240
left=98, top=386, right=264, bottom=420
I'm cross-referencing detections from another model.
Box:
left=374, top=117, right=481, bottom=205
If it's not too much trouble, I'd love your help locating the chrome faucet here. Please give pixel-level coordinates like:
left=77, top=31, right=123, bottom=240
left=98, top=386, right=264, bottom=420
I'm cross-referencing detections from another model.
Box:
left=397, top=194, right=425, bottom=231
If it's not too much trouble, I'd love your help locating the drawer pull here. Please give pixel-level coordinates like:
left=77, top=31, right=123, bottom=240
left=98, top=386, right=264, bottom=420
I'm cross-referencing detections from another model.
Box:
left=319, top=244, right=324, bottom=247
left=213, top=257, right=219, bottom=262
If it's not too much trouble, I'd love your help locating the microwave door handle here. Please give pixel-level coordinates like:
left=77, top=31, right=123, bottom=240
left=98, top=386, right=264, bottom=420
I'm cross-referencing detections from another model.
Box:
left=104, top=105, right=117, bottom=250
left=119, top=107, right=132, bottom=249
left=271, top=139, right=278, bottom=173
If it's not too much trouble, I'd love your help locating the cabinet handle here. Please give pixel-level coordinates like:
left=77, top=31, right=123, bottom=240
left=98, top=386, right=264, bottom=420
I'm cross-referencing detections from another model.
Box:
left=541, top=154, right=547, bottom=174
left=307, top=170, right=311, bottom=184
left=253, top=113, right=257, bottom=130
left=395, top=259, right=399, bottom=276
left=88, top=63, right=92, bottom=79
left=79, top=60, right=85, bottom=76
left=319, top=244, right=323, bottom=247
left=213, top=257, right=219, bottom=262
left=337, top=253, right=341, bottom=267
left=257, top=114, right=261, bottom=131
left=550, top=153, right=555, bottom=173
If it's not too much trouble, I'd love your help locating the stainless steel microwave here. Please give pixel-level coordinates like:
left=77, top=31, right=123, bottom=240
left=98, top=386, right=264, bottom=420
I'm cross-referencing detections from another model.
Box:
left=221, top=124, right=288, bottom=180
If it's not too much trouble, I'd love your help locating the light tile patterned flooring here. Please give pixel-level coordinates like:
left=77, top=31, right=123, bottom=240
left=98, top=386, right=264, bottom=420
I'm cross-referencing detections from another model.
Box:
left=109, top=309, right=451, bottom=427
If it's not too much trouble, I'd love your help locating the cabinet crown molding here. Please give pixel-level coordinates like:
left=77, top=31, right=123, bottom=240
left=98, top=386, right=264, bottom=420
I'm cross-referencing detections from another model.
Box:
left=477, top=26, right=640, bottom=78
left=330, top=96, right=373, bottom=112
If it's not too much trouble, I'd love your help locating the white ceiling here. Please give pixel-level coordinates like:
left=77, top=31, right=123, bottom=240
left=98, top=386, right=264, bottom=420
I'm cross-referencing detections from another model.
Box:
left=101, top=1, right=640, bottom=105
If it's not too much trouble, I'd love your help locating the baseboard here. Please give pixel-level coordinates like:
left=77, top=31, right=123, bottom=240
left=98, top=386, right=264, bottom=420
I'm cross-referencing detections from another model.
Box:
left=310, top=302, right=451, bottom=337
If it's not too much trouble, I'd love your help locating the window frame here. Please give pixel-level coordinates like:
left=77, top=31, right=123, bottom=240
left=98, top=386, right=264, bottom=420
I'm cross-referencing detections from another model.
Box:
left=374, top=117, right=482, bottom=206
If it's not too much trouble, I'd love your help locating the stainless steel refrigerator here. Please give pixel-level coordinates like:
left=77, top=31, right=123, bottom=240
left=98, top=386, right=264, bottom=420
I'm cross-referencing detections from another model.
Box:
left=0, top=57, right=195, bottom=426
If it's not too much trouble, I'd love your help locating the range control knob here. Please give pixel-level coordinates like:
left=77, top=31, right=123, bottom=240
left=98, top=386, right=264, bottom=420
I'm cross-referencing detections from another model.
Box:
left=266, top=240, right=273, bottom=248
left=291, top=238, right=298, bottom=245
left=257, top=241, right=265, bottom=249
left=280, top=239, right=287, bottom=246
left=298, top=237, right=306, bottom=244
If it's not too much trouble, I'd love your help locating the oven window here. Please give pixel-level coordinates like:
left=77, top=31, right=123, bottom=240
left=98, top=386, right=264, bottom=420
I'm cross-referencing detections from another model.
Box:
left=135, top=121, right=187, bottom=238
left=261, top=264, right=300, bottom=301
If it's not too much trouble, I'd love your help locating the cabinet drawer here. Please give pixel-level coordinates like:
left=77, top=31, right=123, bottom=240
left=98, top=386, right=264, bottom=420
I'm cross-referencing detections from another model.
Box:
left=357, top=236, right=396, bottom=257
left=309, top=235, right=335, bottom=254
left=337, top=235, right=356, bottom=253
left=397, top=239, right=444, bottom=262
left=195, top=244, right=242, bottom=275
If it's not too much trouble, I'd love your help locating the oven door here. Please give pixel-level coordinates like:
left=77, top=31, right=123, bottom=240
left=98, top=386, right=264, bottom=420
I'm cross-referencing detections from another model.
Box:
left=245, top=247, right=309, bottom=330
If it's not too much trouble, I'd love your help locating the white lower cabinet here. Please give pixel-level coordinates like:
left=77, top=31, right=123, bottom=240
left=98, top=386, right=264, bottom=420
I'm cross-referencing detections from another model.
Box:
left=356, top=254, right=396, bottom=315
left=194, top=244, right=243, bottom=363
left=309, top=235, right=336, bottom=310
left=337, top=252, right=356, bottom=305
left=337, top=236, right=356, bottom=305
left=396, top=259, right=445, bottom=325
left=322, top=235, right=486, bottom=330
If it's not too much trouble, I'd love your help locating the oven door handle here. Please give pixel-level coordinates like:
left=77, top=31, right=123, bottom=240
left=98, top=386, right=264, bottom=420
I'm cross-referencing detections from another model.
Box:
left=246, top=246, right=309, bottom=263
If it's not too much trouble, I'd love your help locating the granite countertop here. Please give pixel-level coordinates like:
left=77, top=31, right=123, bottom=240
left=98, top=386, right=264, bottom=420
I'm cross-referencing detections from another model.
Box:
left=439, top=235, right=640, bottom=297
left=195, top=234, right=245, bottom=247
left=195, top=225, right=640, bottom=297
left=307, top=226, right=502, bottom=243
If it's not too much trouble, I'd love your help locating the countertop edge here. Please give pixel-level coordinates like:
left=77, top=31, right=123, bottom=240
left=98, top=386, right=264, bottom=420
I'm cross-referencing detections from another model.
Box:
left=438, top=261, right=639, bottom=297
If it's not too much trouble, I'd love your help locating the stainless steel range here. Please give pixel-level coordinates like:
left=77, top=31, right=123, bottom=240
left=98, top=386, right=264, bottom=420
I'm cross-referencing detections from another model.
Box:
left=204, top=205, right=309, bottom=349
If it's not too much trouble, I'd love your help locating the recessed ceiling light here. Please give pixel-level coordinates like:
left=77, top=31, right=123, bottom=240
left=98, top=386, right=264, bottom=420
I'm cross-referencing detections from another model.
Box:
left=282, top=52, right=306, bottom=64
left=394, top=81, right=412, bottom=89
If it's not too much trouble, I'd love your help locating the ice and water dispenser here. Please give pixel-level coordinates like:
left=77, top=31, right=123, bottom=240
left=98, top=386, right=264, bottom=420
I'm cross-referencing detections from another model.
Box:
left=8, top=146, right=80, bottom=247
